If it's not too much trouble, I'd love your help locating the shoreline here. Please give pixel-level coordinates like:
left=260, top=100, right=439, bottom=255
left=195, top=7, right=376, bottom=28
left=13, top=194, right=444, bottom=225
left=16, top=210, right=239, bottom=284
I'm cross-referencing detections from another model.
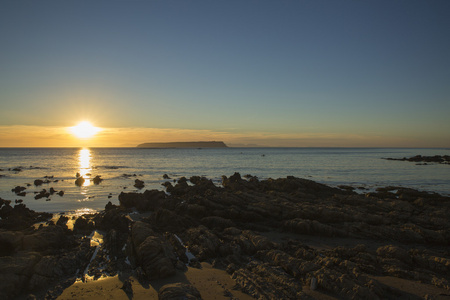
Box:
left=1, top=173, right=450, bottom=299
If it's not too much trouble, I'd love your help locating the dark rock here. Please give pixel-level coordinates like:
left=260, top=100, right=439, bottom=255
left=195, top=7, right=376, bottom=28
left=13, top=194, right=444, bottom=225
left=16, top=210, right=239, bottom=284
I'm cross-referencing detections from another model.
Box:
left=0, top=252, right=42, bottom=300
left=22, top=226, right=66, bottom=251
left=12, top=186, right=26, bottom=194
left=97, top=208, right=129, bottom=233
left=163, top=174, right=171, bottom=179
left=34, top=179, right=44, bottom=186
left=119, top=190, right=166, bottom=211
left=93, top=175, right=103, bottom=185
left=135, top=235, right=176, bottom=280
left=75, top=177, right=85, bottom=186
left=185, top=226, right=220, bottom=260
left=105, top=201, right=118, bottom=211
left=134, top=179, right=145, bottom=189
left=158, top=282, right=201, bottom=300
left=232, top=261, right=305, bottom=299
left=56, top=215, right=69, bottom=227
left=201, top=216, right=235, bottom=231
left=57, top=190, right=64, bottom=196
left=34, top=189, right=50, bottom=200
left=73, top=216, right=94, bottom=234
left=131, top=221, right=155, bottom=249
left=121, top=278, right=133, bottom=295
left=0, top=230, right=24, bottom=256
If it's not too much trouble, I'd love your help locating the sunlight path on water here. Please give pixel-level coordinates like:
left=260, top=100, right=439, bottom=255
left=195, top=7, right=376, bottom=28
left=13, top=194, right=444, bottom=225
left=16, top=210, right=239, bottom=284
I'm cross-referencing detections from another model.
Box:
left=78, top=148, right=91, bottom=186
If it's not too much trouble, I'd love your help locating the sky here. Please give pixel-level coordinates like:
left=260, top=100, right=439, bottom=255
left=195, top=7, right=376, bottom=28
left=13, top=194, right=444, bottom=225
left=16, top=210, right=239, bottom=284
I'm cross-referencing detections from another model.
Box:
left=1, top=0, right=449, bottom=147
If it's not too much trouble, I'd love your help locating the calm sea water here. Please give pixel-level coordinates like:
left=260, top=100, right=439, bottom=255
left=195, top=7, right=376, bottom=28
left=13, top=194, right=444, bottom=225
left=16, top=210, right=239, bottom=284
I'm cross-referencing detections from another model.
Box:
left=0, top=147, right=449, bottom=214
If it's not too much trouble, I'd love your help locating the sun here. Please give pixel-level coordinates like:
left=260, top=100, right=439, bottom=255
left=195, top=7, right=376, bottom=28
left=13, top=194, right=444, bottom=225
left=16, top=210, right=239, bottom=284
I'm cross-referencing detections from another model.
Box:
left=70, top=121, right=101, bottom=139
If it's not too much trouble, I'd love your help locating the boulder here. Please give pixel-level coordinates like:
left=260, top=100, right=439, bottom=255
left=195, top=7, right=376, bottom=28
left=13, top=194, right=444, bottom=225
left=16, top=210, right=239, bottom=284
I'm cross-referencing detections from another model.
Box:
left=75, top=177, right=85, bottom=186
left=0, top=252, right=42, bottom=300
left=73, top=216, right=94, bottom=234
left=158, top=283, right=201, bottom=300
left=131, top=221, right=155, bottom=249
left=34, top=180, right=44, bottom=186
left=0, top=230, right=24, bottom=256
left=96, top=209, right=129, bottom=233
left=22, top=226, right=66, bottom=251
left=134, top=179, right=145, bottom=189
left=119, top=190, right=166, bottom=211
left=136, top=236, right=176, bottom=280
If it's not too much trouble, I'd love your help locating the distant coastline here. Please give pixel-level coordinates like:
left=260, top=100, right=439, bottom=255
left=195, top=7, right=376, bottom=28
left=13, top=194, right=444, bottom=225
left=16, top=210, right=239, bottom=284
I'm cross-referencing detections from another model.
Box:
left=136, top=141, right=228, bottom=148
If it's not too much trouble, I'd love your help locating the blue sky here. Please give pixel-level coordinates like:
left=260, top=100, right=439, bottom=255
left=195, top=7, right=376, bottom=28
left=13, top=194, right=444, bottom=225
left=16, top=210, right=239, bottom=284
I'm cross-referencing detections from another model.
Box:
left=1, top=0, right=449, bottom=147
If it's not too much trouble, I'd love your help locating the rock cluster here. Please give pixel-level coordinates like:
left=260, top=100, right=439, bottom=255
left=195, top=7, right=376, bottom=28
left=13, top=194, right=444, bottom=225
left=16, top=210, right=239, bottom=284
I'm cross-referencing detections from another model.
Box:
left=385, top=154, right=450, bottom=165
left=1, top=173, right=450, bottom=299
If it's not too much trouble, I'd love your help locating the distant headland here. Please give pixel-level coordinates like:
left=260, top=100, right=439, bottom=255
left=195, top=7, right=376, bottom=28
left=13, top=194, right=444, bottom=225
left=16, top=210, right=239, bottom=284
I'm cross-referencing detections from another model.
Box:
left=137, top=141, right=228, bottom=148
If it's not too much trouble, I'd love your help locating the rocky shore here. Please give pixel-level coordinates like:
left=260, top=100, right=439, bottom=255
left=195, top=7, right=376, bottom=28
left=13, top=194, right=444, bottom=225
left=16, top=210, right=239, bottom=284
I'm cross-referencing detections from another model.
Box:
left=384, top=155, right=450, bottom=165
left=1, top=173, right=450, bottom=299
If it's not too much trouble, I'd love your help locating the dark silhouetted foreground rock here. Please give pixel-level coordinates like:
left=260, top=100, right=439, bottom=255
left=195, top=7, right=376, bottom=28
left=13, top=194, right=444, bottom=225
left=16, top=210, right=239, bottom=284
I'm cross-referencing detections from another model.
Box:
left=1, top=173, right=450, bottom=299
left=158, top=282, right=201, bottom=300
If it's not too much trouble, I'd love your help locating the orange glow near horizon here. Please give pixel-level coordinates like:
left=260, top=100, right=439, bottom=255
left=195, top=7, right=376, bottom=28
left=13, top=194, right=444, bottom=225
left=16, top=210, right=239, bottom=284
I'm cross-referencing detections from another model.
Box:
left=70, top=121, right=102, bottom=139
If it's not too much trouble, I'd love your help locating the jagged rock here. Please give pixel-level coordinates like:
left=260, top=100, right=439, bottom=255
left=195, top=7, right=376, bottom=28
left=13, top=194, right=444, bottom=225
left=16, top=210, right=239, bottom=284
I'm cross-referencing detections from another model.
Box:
left=283, top=218, right=347, bottom=237
left=135, top=235, right=176, bottom=280
left=96, top=208, right=129, bottom=233
left=34, top=189, right=50, bottom=200
left=104, top=201, right=117, bottom=211
left=12, top=186, right=26, bottom=194
left=55, top=215, right=69, bottom=228
left=0, top=252, right=42, bottom=300
left=232, top=261, right=305, bottom=299
left=150, top=208, right=194, bottom=232
left=131, top=222, right=155, bottom=248
left=73, top=216, right=94, bottom=234
left=185, top=226, right=221, bottom=260
left=22, top=226, right=66, bottom=251
left=377, top=245, right=412, bottom=265
left=158, top=282, right=201, bottom=300
left=0, top=202, right=52, bottom=230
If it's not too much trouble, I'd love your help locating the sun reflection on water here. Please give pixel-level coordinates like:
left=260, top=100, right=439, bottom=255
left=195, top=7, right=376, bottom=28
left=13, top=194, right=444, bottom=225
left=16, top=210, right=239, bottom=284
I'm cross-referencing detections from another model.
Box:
left=78, top=148, right=91, bottom=186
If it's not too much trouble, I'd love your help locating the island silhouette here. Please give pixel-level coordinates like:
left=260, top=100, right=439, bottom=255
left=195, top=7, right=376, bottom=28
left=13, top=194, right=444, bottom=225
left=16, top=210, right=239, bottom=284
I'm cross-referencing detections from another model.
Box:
left=137, top=141, right=228, bottom=148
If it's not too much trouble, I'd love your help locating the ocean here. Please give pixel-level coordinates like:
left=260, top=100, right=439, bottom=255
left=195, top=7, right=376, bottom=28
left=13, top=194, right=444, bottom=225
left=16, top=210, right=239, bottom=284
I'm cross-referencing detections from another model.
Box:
left=0, top=147, right=449, bottom=214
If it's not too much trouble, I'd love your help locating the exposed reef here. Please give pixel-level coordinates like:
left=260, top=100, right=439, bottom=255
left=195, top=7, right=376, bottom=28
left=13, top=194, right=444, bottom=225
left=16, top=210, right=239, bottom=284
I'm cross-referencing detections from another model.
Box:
left=1, top=174, right=450, bottom=299
left=384, top=154, right=450, bottom=165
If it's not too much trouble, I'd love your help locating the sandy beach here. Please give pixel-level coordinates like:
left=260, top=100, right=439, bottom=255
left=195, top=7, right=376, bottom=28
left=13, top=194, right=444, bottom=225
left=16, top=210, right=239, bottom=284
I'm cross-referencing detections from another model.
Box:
left=1, top=173, right=450, bottom=299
